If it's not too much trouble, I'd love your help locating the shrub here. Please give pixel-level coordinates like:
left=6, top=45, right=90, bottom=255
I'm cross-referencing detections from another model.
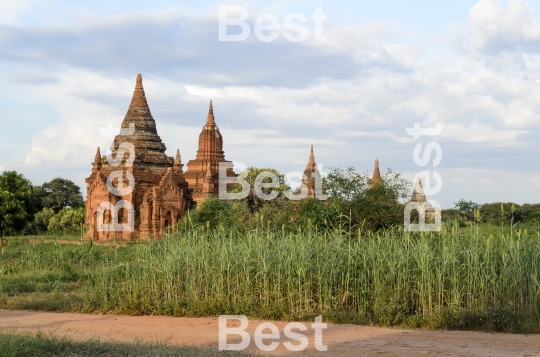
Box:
left=48, top=207, right=85, bottom=234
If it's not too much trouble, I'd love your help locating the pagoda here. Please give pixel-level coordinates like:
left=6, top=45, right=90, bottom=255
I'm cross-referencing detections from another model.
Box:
left=84, top=74, right=193, bottom=240
left=184, top=100, right=236, bottom=205
left=370, top=158, right=382, bottom=187
left=300, top=145, right=324, bottom=198
left=407, top=177, right=435, bottom=220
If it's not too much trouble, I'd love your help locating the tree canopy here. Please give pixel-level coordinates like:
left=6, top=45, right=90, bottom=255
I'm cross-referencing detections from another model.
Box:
left=0, top=171, right=36, bottom=235
left=228, top=167, right=290, bottom=212
left=323, top=167, right=411, bottom=230
left=33, top=178, right=84, bottom=213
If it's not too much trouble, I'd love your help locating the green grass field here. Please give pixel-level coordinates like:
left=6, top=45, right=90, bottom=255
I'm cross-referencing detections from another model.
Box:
left=0, top=330, right=255, bottom=357
left=1, top=221, right=540, bottom=333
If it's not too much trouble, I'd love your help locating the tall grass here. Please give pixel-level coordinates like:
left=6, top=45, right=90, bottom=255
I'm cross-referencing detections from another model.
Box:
left=81, top=222, right=540, bottom=332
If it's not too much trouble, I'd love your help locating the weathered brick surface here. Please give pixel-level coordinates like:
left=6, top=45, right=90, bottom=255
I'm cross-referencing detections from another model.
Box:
left=407, top=178, right=436, bottom=219
left=84, top=74, right=192, bottom=240
left=301, top=145, right=323, bottom=198
left=184, top=100, right=236, bottom=205
left=371, top=159, right=381, bottom=186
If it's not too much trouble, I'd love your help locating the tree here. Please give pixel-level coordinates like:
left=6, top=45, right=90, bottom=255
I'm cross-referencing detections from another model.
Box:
left=479, top=202, right=522, bottom=225
left=323, top=167, right=410, bottom=231
left=298, top=197, right=327, bottom=227
left=34, top=208, right=56, bottom=234
left=34, top=178, right=84, bottom=213
left=0, top=171, right=36, bottom=236
left=47, top=207, right=86, bottom=233
left=454, top=199, right=479, bottom=215
left=228, top=167, right=290, bottom=212
left=189, top=197, right=249, bottom=229
left=323, top=167, right=368, bottom=202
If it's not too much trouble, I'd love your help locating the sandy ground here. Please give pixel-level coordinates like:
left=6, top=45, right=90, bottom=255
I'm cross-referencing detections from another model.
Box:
left=1, top=310, right=539, bottom=356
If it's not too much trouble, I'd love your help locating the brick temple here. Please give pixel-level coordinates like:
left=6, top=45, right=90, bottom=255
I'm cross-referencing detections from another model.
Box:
left=84, top=75, right=193, bottom=240
left=84, top=74, right=323, bottom=240
left=184, top=100, right=236, bottom=204
left=301, top=145, right=324, bottom=198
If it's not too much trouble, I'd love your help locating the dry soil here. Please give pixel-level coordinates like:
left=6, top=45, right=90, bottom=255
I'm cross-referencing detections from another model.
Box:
left=0, top=310, right=539, bottom=356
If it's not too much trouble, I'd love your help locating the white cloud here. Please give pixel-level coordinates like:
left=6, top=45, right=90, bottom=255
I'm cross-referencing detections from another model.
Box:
left=469, top=0, right=540, bottom=51
left=23, top=70, right=131, bottom=168
left=185, top=85, right=262, bottom=102
left=2, top=1, right=540, bottom=208
left=0, top=0, right=39, bottom=24
left=441, top=122, right=525, bottom=143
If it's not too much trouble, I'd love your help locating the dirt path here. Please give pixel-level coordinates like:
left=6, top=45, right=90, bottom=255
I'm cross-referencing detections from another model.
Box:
left=0, top=310, right=539, bottom=356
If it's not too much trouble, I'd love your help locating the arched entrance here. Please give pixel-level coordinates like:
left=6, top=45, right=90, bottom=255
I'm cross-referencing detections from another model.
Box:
left=163, top=211, right=172, bottom=231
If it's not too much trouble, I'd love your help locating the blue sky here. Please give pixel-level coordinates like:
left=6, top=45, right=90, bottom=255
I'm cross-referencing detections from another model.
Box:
left=1, top=0, right=540, bottom=208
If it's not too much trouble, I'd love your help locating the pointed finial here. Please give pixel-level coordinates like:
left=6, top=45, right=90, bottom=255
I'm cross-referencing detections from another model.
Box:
left=130, top=73, right=148, bottom=107
left=92, top=147, right=102, bottom=171
left=173, top=148, right=183, bottom=172
left=308, top=144, right=316, bottom=166
left=203, top=163, right=214, bottom=192
left=94, top=147, right=101, bottom=163
left=206, top=99, right=215, bottom=125
left=371, top=158, right=381, bottom=186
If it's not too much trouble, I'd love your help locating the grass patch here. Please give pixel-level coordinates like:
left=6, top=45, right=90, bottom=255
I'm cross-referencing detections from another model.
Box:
left=0, top=330, right=256, bottom=357
left=2, top=223, right=540, bottom=333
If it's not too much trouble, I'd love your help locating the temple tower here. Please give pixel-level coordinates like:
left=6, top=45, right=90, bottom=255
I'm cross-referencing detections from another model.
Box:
left=84, top=74, right=192, bottom=240
left=185, top=100, right=235, bottom=205
left=370, top=158, right=382, bottom=188
left=407, top=177, right=435, bottom=220
left=301, top=145, right=323, bottom=198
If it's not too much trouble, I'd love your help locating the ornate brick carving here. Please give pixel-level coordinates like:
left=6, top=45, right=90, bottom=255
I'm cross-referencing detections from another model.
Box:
left=370, top=158, right=381, bottom=187
left=84, top=74, right=193, bottom=240
left=301, top=145, right=323, bottom=198
left=407, top=178, right=435, bottom=219
left=184, top=100, right=236, bottom=205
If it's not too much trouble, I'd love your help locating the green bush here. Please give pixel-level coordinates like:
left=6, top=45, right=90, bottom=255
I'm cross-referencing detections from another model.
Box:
left=322, top=167, right=409, bottom=231
left=189, top=197, right=249, bottom=229
left=298, top=197, right=327, bottom=227
left=0, top=171, right=36, bottom=235
left=35, top=208, right=55, bottom=233
left=47, top=207, right=85, bottom=234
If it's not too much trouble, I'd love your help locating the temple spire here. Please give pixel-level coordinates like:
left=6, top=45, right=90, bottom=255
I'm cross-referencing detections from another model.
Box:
left=407, top=176, right=435, bottom=220
left=302, top=144, right=321, bottom=198
left=305, top=144, right=317, bottom=172
left=371, top=158, right=381, bottom=187
left=113, top=73, right=169, bottom=166
left=202, top=163, right=214, bottom=192
left=308, top=144, right=315, bottom=165
left=92, top=147, right=102, bottom=171
left=129, top=73, right=148, bottom=108
left=173, top=149, right=183, bottom=172
left=94, top=147, right=101, bottom=164
left=409, top=176, right=429, bottom=204
left=206, top=99, right=215, bottom=125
